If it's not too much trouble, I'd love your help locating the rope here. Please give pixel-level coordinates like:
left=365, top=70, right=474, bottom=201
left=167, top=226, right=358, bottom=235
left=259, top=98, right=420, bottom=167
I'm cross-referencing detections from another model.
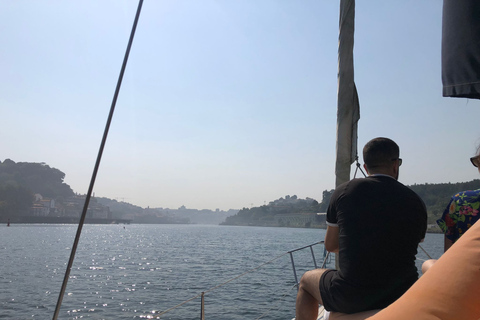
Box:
left=255, top=250, right=331, bottom=319
left=155, top=293, right=204, bottom=317
left=149, top=239, right=436, bottom=320
left=353, top=155, right=367, bottom=179
left=416, top=257, right=429, bottom=262
left=321, top=251, right=330, bottom=268
left=255, top=283, right=298, bottom=320
left=51, top=1, right=144, bottom=319
left=418, top=244, right=433, bottom=260
left=155, top=251, right=290, bottom=317
left=204, top=252, right=290, bottom=294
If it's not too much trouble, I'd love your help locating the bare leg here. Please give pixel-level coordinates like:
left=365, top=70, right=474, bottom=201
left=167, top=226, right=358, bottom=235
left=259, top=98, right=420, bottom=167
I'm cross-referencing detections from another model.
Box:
left=421, top=259, right=437, bottom=274
left=295, top=269, right=328, bottom=320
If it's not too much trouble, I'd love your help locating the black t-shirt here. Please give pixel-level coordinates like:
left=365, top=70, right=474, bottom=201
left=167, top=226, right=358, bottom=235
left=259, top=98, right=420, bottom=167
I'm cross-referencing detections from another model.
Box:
left=325, top=175, right=427, bottom=310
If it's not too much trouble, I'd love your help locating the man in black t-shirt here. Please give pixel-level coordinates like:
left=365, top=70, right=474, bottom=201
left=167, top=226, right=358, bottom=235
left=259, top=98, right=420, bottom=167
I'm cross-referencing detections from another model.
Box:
left=295, top=137, right=427, bottom=319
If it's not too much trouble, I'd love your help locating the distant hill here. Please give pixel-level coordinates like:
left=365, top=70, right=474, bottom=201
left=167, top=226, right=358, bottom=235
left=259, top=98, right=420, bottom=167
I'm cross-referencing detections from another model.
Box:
left=0, top=159, right=74, bottom=199
left=408, top=180, right=480, bottom=224
left=0, top=159, right=74, bottom=216
left=95, top=198, right=238, bottom=225
left=0, top=159, right=238, bottom=224
left=222, top=180, right=480, bottom=228
left=1, top=159, right=479, bottom=227
left=221, top=195, right=322, bottom=228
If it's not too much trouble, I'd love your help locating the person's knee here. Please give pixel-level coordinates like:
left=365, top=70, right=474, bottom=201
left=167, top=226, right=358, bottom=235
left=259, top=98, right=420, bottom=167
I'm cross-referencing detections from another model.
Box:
left=297, top=269, right=326, bottom=304
left=299, top=270, right=316, bottom=289
left=421, top=259, right=437, bottom=274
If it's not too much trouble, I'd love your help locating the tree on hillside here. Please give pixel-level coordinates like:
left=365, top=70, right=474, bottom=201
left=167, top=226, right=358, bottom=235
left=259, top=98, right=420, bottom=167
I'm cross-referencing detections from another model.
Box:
left=222, top=196, right=322, bottom=226
left=0, top=159, right=76, bottom=218
left=409, top=179, right=480, bottom=223
left=0, top=160, right=74, bottom=199
left=318, top=189, right=334, bottom=212
left=0, top=184, right=34, bottom=216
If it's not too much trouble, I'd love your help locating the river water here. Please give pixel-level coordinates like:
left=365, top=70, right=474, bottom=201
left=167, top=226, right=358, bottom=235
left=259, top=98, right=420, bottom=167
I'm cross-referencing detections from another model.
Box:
left=0, top=224, right=443, bottom=320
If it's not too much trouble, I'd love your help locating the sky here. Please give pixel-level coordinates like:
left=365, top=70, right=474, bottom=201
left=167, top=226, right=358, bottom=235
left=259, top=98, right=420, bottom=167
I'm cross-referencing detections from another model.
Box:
left=1, top=1, right=479, bottom=211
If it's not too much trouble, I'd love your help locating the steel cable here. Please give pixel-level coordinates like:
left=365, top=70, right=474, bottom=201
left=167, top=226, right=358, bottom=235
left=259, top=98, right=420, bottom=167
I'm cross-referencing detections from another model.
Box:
left=52, top=1, right=144, bottom=318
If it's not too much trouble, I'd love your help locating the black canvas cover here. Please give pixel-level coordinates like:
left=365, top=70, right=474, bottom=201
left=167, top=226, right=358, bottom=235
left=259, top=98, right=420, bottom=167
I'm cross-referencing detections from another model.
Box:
left=442, top=0, right=480, bottom=99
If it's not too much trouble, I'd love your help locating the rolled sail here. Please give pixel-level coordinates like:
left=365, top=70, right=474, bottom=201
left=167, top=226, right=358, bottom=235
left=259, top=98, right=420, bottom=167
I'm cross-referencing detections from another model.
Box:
left=336, top=0, right=360, bottom=188
left=442, top=0, right=480, bottom=99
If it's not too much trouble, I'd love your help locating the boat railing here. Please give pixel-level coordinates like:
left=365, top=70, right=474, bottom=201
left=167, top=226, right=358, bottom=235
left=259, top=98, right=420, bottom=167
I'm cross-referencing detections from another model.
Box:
left=144, top=240, right=330, bottom=319
left=287, top=241, right=331, bottom=290
left=151, top=241, right=431, bottom=319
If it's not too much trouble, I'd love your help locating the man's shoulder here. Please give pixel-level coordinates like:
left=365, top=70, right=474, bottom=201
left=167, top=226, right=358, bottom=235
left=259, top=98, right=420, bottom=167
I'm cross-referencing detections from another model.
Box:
left=339, top=176, right=397, bottom=188
left=349, top=176, right=425, bottom=204
left=333, top=178, right=369, bottom=196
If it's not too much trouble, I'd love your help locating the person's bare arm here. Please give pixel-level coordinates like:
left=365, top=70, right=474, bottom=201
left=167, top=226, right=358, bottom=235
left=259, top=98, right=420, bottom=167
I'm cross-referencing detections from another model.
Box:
left=324, top=225, right=339, bottom=253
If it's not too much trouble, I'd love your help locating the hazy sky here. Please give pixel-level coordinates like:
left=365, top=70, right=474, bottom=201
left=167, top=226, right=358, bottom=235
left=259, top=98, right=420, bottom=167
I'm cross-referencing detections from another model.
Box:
left=1, top=1, right=479, bottom=210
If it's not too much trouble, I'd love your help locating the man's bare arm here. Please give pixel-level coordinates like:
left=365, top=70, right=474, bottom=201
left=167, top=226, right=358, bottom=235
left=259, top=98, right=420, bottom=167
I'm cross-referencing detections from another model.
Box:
left=324, top=225, right=339, bottom=253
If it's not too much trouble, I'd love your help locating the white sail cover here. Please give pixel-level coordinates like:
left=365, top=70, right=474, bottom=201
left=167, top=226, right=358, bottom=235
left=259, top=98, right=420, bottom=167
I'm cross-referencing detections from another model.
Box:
left=442, top=0, right=480, bottom=99
left=335, top=0, right=360, bottom=188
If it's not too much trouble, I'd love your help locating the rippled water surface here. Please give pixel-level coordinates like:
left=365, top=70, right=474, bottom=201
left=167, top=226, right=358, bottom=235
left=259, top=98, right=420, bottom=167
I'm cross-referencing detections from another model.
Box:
left=0, top=224, right=442, bottom=319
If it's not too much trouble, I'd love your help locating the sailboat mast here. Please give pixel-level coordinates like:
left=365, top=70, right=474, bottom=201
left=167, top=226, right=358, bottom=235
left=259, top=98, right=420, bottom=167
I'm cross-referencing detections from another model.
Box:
left=336, top=0, right=359, bottom=188
left=335, top=0, right=359, bottom=271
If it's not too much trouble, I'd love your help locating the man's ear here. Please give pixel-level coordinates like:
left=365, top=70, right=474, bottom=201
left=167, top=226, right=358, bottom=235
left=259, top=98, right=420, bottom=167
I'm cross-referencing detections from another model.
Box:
left=392, top=160, right=399, bottom=176
left=363, top=164, right=369, bottom=175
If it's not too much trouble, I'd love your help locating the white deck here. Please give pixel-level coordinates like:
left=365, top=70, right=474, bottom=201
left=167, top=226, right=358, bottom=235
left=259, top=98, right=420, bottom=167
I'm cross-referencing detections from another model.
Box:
left=318, top=306, right=328, bottom=320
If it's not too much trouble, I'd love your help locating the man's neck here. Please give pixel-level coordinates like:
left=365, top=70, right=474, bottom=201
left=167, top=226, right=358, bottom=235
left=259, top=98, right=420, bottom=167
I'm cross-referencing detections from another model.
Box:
left=369, top=173, right=397, bottom=180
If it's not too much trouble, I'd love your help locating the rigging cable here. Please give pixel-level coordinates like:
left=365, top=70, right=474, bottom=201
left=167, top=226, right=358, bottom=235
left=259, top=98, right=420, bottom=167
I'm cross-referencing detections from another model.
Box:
left=154, top=242, right=330, bottom=318
left=418, top=243, right=433, bottom=260
left=256, top=248, right=332, bottom=319
left=52, top=1, right=144, bottom=319
left=154, top=251, right=290, bottom=317
left=255, top=283, right=298, bottom=320
left=353, top=155, right=366, bottom=179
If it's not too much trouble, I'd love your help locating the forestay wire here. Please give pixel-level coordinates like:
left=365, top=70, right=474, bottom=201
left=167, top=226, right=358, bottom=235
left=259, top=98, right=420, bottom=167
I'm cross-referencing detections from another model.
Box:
left=52, top=1, right=144, bottom=319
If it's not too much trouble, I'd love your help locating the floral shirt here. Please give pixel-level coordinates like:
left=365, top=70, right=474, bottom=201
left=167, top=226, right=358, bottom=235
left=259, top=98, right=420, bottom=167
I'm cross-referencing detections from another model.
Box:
left=437, top=189, right=480, bottom=242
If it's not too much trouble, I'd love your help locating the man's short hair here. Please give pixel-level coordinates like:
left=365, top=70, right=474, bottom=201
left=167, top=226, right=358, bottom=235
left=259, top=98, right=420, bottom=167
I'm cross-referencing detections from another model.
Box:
left=363, top=137, right=400, bottom=170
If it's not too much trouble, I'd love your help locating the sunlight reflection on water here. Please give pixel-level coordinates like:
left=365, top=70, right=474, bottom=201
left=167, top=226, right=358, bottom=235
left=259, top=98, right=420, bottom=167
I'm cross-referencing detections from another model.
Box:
left=0, top=224, right=442, bottom=319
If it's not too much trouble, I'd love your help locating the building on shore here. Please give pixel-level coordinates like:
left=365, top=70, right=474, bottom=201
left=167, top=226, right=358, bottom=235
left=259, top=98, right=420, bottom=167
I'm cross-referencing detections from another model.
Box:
left=31, top=194, right=111, bottom=219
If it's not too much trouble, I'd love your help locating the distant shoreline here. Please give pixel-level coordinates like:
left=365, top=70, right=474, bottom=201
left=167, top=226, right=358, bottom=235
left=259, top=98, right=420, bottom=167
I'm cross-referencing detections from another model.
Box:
left=1, top=216, right=131, bottom=225
left=1, top=218, right=444, bottom=233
